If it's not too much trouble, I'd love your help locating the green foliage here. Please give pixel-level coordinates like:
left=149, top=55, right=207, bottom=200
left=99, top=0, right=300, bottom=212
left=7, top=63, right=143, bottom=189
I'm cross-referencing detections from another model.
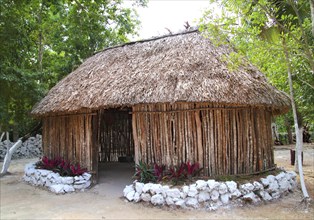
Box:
left=133, top=161, right=157, bottom=183
left=199, top=0, right=314, bottom=131
left=0, top=0, right=143, bottom=135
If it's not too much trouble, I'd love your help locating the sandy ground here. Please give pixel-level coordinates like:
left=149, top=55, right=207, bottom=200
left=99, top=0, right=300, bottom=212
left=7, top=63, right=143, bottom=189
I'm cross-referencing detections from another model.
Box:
left=0, top=144, right=313, bottom=220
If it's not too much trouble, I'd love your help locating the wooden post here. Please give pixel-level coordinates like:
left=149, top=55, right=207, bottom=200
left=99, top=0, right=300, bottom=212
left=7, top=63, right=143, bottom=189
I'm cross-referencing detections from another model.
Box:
left=195, top=110, right=203, bottom=169
left=132, top=109, right=139, bottom=165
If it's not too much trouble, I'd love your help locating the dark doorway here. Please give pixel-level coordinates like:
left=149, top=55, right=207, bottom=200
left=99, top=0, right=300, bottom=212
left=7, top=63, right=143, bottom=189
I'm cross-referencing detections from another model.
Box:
left=98, top=108, right=134, bottom=162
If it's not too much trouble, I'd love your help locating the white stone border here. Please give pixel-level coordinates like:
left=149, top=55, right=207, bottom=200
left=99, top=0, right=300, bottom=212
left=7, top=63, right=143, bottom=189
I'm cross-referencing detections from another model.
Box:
left=23, top=163, right=91, bottom=194
left=123, top=170, right=298, bottom=210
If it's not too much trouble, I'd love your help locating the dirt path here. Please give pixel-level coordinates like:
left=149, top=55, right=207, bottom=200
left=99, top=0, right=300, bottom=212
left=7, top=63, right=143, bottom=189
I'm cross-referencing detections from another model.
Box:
left=1, top=144, right=313, bottom=219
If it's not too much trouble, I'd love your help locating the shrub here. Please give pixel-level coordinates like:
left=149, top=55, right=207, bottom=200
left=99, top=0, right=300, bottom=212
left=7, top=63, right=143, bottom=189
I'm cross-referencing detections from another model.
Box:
left=167, top=163, right=187, bottom=184
left=153, top=163, right=166, bottom=182
left=186, top=161, right=201, bottom=180
left=133, top=161, right=202, bottom=185
left=133, top=161, right=156, bottom=183
left=35, top=156, right=87, bottom=177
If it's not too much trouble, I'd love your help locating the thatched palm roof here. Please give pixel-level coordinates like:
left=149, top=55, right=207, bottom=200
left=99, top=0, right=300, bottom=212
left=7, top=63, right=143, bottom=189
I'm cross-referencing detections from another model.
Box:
left=32, top=29, right=290, bottom=117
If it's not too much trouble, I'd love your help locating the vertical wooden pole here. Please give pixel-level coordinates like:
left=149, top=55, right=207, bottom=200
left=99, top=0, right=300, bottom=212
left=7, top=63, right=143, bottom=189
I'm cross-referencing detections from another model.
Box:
left=195, top=110, right=203, bottom=169
left=132, top=108, right=139, bottom=164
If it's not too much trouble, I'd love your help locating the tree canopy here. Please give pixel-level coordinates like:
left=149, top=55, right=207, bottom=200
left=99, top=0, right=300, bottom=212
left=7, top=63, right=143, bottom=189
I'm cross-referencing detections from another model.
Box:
left=200, top=0, right=314, bottom=133
left=0, top=0, right=146, bottom=136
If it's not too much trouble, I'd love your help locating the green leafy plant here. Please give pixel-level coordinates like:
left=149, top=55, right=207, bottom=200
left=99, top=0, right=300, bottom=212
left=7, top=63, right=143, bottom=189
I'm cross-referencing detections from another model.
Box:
left=133, top=161, right=156, bottom=183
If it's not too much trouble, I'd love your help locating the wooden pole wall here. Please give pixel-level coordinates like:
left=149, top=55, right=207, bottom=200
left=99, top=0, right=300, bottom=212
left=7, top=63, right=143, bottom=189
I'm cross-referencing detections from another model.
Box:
left=132, top=103, right=274, bottom=176
left=42, top=114, right=98, bottom=183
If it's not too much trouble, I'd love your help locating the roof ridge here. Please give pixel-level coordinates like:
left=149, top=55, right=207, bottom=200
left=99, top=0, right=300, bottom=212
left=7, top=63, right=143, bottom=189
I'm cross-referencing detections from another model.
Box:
left=93, top=28, right=199, bottom=55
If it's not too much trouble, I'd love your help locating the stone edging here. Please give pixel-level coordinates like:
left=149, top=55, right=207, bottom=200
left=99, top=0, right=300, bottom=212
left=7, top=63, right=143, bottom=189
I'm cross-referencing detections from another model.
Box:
left=123, top=170, right=297, bottom=210
left=23, top=163, right=91, bottom=194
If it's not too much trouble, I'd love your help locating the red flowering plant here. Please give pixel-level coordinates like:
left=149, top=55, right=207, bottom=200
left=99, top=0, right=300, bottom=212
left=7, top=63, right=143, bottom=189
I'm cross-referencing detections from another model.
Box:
left=185, top=161, right=201, bottom=180
left=153, top=163, right=166, bottom=182
left=133, top=161, right=202, bottom=185
left=35, top=156, right=87, bottom=177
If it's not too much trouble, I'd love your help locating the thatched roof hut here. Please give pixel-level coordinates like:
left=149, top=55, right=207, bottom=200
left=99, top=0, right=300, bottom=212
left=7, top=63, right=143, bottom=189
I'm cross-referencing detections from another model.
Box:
left=32, top=29, right=290, bottom=183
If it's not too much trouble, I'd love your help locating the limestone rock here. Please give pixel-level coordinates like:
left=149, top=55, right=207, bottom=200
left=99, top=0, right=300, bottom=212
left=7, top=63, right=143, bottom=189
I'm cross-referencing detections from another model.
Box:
left=63, top=185, right=75, bottom=193
left=126, top=190, right=135, bottom=201
left=150, top=184, right=162, bottom=195
left=267, top=180, right=279, bottom=193
left=284, top=173, right=291, bottom=181
left=210, top=190, right=220, bottom=202
left=218, top=183, right=228, bottom=194
left=84, top=180, right=91, bottom=188
left=240, top=183, right=254, bottom=194
left=135, top=182, right=144, bottom=194
left=61, top=177, right=74, bottom=185
left=47, top=172, right=59, bottom=180
left=275, top=172, right=286, bottom=181
left=271, top=191, right=281, bottom=199
left=185, top=198, right=199, bottom=208
left=82, top=173, right=92, bottom=180
left=196, top=180, right=207, bottom=191
left=180, top=192, right=187, bottom=199
left=226, top=181, right=237, bottom=193
left=166, top=197, right=174, bottom=206
left=166, top=188, right=181, bottom=198
left=182, top=185, right=189, bottom=194
left=141, top=193, right=151, bottom=202
left=289, top=179, right=297, bottom=190
left=230, top=189, right=242, bottom=199
left=242, top=192, right=260, bottom=203
left=257, top=191, right=272, bottom=201
left=23, top=175, right=31, bottom=182
left=188, top=185, right=198, bottom=197
left=207, top=180, right=219, bottom=191
left=142, top=183, right=153, bottom=193
left=45, top=180, right=52, bottom=187
left=266, top=175, right=276, bottom=183
left=133, top=192, right=141, bottom=203
left=123, top=185, right=134, bottom=197
left=73, top=184, right=86, bottom=190
left=198, top=191, right=210, bottom=202
left=253, top=181, right=264, bottom=191
left=161, top=185, right=170, bottom=197
left=220, top=193, right=230, bottom=204
left=49, top=184, right=65, bottom=194
left=278, top=178, right=290, bottom=193
left=175, top=199, right=186, bottom=208
left=260, top=178, right=269, bottom=187
left=151, top=194, right=165, bottom=205
left=287, top=171, right=297, bottom=180
left=74, top=176, right=85, bottom=182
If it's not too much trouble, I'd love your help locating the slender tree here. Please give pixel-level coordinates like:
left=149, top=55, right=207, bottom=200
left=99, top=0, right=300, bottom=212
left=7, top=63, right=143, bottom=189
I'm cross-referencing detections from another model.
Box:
left=200, top=0, right=313, bottom=203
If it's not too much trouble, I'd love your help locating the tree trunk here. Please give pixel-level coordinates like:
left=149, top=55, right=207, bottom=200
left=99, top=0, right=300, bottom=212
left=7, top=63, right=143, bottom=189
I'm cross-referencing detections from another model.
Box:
left=13, top=125, right=19, bottom=142
left=37, top=2, right=43, bottom=73
left=283, top=37, right=310, bottom=201
left=0, top=123, right=41, bottom=177
left=284, top=115, right=293, bottom=144
left=310, top=0, right=314, bottom=37
left=0, top=132, right=4, bottom=142
left=0, top=140, right=22, bottom=176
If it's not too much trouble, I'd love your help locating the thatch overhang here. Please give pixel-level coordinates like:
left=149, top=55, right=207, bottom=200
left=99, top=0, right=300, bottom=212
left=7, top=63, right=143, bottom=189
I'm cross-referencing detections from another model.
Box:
left=31, top=29, right=290, bottom=117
